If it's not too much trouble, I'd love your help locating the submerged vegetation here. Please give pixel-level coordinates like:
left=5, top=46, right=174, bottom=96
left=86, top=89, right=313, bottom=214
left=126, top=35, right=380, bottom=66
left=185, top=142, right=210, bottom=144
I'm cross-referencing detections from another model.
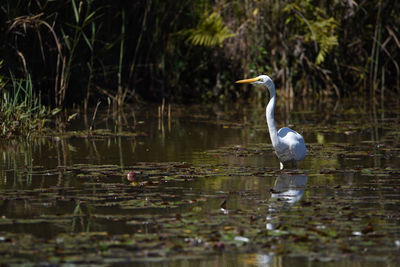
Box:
left=0, top=100, right=400, bottom=264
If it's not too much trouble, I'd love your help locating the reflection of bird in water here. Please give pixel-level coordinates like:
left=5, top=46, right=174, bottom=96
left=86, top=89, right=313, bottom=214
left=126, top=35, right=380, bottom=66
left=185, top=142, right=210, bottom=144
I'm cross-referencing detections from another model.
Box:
left=236, top=75, right=306, bottom=169
left=270, top=173, right=308, bottom=204
left=266, top=173, right=308, bottom=230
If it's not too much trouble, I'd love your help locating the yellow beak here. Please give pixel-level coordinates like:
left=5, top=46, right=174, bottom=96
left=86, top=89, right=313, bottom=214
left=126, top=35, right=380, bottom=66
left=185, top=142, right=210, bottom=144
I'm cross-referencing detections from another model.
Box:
left=235, top=77, right=261, bottom=84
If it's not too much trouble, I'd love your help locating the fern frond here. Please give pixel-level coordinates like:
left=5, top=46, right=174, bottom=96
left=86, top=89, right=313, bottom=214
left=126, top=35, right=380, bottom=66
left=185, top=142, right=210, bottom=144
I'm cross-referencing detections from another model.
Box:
left=184, top=12, right=235, bottom=47
left=284, top=1, right=339, bottom=65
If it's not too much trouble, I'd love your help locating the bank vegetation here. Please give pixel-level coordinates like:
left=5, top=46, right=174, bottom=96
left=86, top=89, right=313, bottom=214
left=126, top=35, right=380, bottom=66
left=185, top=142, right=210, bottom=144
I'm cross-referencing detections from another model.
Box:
left=0, top=0, right=399, bottom=136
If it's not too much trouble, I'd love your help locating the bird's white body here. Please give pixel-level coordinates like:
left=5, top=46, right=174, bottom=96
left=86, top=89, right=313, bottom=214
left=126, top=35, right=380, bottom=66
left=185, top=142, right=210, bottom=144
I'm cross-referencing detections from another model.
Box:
left=274, top=127, right=307, bottom=169
left=236, top=75, right=306, bottom=169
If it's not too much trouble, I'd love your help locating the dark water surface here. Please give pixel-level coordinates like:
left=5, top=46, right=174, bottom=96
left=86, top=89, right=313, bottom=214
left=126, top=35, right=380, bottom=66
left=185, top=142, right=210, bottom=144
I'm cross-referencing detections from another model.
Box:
left=1, top=99, right=400, bottom=265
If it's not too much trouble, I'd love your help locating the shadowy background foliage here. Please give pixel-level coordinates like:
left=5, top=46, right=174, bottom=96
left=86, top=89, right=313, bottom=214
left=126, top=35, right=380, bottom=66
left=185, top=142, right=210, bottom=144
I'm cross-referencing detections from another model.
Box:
left=0, top=0, right=399, bottom=108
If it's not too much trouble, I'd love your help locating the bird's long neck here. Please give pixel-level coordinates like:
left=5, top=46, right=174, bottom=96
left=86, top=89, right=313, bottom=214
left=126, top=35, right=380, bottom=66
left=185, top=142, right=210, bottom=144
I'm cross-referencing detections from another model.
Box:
left=266, top=85, right=279, bottom=147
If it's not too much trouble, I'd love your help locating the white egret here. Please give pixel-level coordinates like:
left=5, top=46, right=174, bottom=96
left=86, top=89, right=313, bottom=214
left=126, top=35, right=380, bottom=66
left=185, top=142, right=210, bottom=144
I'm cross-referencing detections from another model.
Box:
left=235, top=75, right=306, bottom=169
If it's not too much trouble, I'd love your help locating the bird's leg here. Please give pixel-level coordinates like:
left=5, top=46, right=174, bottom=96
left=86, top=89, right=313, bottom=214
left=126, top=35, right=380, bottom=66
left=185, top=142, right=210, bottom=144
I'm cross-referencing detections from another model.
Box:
left=280, top=160, right=297, bottom=170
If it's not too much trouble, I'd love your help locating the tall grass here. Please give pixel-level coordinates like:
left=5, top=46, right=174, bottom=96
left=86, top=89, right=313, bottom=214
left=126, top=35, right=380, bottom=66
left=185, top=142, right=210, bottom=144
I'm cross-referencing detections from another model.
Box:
left=0, top=74, right=50, bottom=138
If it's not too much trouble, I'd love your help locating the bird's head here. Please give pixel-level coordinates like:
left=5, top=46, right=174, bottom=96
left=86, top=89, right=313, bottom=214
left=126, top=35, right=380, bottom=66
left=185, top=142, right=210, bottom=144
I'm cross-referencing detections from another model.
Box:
left=235, top=75, right=274, bottom=90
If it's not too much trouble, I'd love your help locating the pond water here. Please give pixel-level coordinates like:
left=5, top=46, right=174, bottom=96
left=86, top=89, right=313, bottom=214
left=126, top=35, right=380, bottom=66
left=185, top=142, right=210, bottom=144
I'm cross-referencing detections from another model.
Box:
left=0, top=98, right=400, bottom=265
